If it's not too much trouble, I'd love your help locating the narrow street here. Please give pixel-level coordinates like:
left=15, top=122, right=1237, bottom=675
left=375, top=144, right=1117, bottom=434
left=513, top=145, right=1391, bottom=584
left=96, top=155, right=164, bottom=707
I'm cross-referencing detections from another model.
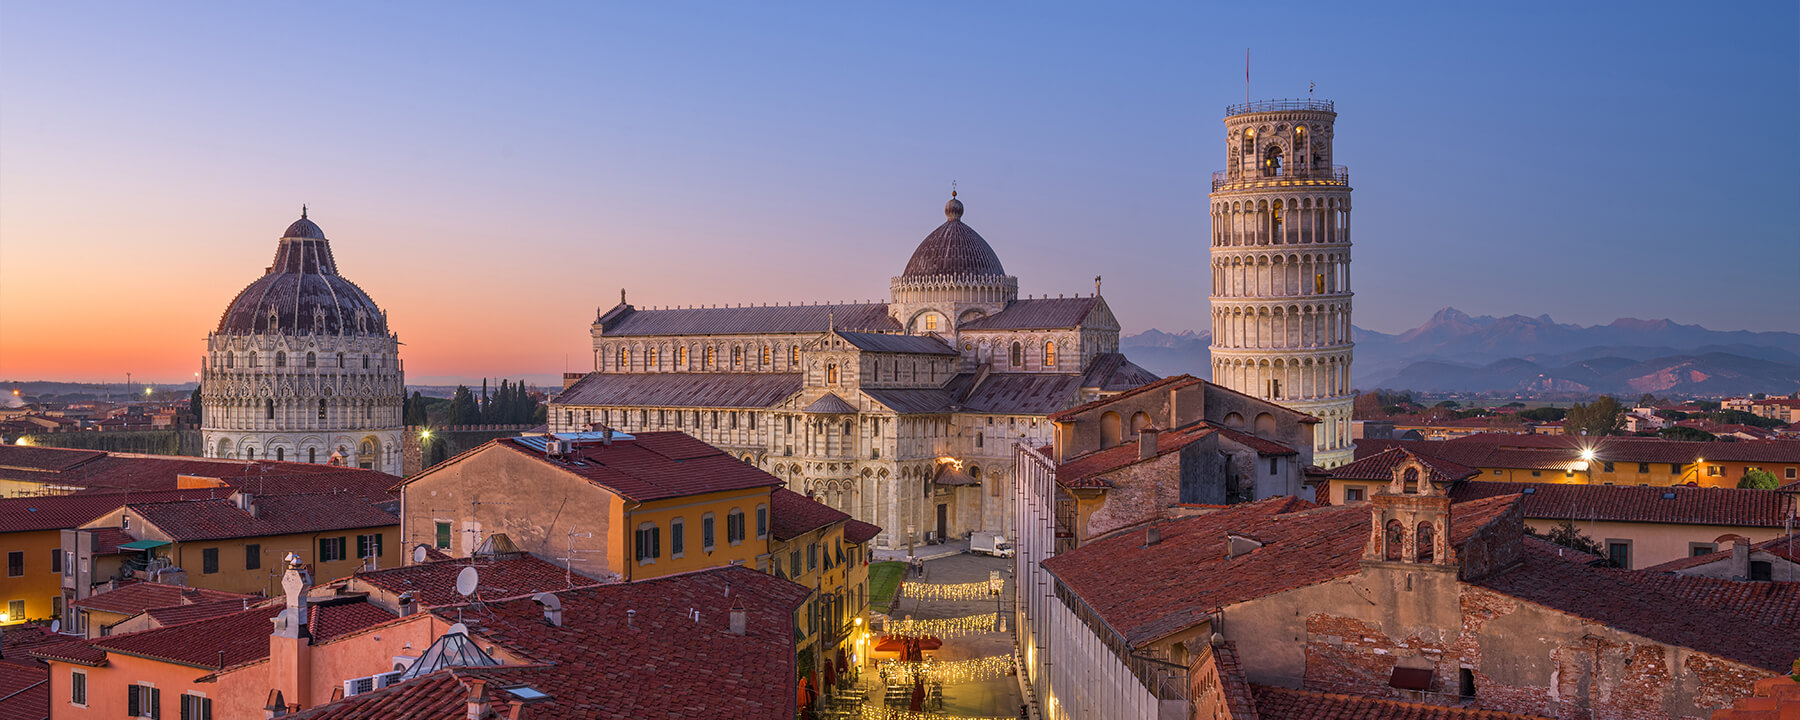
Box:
left=855, top=552, right=1023, bottom=719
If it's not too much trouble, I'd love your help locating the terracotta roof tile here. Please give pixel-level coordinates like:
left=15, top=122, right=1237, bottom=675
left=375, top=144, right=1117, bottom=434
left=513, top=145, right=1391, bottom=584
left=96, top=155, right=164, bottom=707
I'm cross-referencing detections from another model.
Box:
left=553, top=372, right=802, bottom=409
left=0, top=490, right=219, bottom=534
left=1250, top=684, right=1553, bottom=719
left=487, top=433, right=782, bottom=503
left=69, top=583, right=252, bottom=615
left=1055, top=423, right=1218, bottom=489
left=769, top=487, right=850, bottom=541
left=0, top=446, right=399, bottom=499
left=1203, top=422, right=1300, bottom=456
left=1642, top=532, right=1800, bottom=573
left=43, top=596, right=390, bottom=670
left=844, top=519, right=882, bottom=544
left=124, top=492, right=397, bottom=542
left=1618, top=571, right=1800, bottom=627
left=0, top=660, right=48, bottom=720
left=353, top=554, right=591, bottom=608
left=1449, top=481, right=1795, bottom=528
left=140, top=599, right=258, bottom=627
left=1330, top=447, right=1479, bottom=485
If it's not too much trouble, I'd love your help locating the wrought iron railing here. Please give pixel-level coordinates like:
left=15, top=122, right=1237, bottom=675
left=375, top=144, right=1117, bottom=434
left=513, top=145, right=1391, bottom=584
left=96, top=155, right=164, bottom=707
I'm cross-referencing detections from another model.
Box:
left=1212, top=165, right=1349, bottom=191
left=1225, top=98, right=1334, bottom=115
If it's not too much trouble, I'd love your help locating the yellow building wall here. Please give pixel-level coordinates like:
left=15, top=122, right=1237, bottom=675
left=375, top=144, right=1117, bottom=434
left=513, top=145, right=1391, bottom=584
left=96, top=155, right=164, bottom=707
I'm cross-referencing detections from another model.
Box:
left=1523, top=518, right=1785, bottom=570
left=0, top=528, right=66, bottom=624
left=625, top=488, right=772, bottom=580
left=79, top=507, right=399, bottom=596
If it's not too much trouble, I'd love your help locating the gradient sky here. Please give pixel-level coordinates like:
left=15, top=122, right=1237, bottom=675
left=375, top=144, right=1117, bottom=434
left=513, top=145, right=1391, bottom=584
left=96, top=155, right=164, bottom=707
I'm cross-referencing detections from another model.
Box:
left=3, top=2, right=1796, bottom=385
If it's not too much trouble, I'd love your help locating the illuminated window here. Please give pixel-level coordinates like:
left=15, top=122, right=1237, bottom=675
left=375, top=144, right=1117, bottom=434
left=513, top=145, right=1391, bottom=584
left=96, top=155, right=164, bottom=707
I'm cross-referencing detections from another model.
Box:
left=647, top=347, right=659, bottom=368
left=318, top=399, right=327, bottom=420
left=677, top=346, right=688, bottom=367
left=1043, top=341, right=1056, bottom=368
left=704, top=346, right=715, bottom=367
left=732, top=346, right=742, bottom=367
left=827, top=363, right=839, bottom=384
left=616, top=347, right=627, bottom=369
left=924, top=314, right=939, bottom=331
left=761, top=345, right=772, bottom=365
left=790, top=347, right=800, bottom=365
left=1263, top=144, right=1283, bottom=176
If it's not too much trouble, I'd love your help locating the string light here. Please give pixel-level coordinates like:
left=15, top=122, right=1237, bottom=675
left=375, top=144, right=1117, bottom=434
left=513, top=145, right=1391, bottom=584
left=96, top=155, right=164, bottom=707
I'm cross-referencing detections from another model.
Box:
left=900, top=580, right=997, bottom=602
left=883, top=613, right=999, bottom=639
left=857, top=705, right=1016, bottom=720
left=876, top=655, right=1016, bottom=685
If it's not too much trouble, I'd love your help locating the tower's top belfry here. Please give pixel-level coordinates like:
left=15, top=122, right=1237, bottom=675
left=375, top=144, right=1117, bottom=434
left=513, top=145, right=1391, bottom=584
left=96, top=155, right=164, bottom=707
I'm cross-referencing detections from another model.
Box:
left=1207, top=97, right=1356, bottom=468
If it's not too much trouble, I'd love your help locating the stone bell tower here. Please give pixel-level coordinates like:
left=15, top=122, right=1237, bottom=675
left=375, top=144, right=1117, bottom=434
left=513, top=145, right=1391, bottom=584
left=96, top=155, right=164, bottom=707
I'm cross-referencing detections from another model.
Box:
left=1207, top=98, right=1355, bottom=467
left=1362, top=455, right=1453, bottom=567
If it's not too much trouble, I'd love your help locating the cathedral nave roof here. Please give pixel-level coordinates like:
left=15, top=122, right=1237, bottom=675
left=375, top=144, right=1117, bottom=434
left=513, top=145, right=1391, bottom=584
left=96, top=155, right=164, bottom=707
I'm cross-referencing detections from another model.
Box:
left=597, top=302, right=899, bottom=337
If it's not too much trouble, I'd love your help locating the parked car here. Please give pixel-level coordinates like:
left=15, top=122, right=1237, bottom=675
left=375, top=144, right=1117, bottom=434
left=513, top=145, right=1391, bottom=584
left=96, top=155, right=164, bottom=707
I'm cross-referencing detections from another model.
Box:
left=970, top=531, right=1014, bottom=558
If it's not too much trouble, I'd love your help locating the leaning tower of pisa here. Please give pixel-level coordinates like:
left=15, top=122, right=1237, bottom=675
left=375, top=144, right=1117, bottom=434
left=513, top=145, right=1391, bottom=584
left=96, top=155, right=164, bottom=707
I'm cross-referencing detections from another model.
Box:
left=1208, top=98, right=1355, bottom=468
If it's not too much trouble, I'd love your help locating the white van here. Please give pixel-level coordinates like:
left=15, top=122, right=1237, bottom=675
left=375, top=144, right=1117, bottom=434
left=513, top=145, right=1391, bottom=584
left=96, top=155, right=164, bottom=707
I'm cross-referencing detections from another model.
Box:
left=970, top=531, right=1015, bottom=558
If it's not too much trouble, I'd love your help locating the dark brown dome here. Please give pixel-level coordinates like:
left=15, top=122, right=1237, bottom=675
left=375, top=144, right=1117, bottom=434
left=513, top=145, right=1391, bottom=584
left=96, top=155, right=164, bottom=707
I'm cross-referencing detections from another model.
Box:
left=901, top=195, right=1006, bottom=277
left=216, top=214, right=388, bottom=335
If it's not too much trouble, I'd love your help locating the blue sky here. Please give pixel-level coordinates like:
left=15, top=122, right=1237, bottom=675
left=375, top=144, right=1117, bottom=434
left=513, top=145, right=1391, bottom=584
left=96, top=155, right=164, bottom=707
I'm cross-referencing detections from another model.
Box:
left=2, top=2, right=1795, bottom=382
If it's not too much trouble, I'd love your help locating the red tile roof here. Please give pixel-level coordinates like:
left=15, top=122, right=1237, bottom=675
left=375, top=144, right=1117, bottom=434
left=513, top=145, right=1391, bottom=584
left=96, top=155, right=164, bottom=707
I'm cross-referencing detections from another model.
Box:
left=0, top=490, right=222, bottom=534
left=1055, top=422, right=1217, bottom=489
left=1329, top=447, right=1479, bottom=485
left=1642, top=532, right=1800, bottom=573
left=0, top=446, right=400, bottom=499
left=1471, top=540, right=1800, bottom=672
left=37, top=596, right=390, bottom=670
left=844, top=519, right=882, bottom=544
left=769, top=487, right=850, bottom=541
left=480, top=433, right=782, bottom=503
left=352, top=555, right=592, bottom=608
left=0, top=659, right=48, bottom=720
left=1048, top=375, right=1202, bottom=422
left=1618, top=571, right=1800, bottom=628
left=286, top=667, right=538, bottom=720
left=1250, top=684, right=1553, bottom=719
left=1363, top=434, right=1800, bottom=471
left=1449, top=481, right=1796, bottom=528
left=125, top=492, right=397, bottom=542
left=86, top=527, right=138, bottom=555
left=1203, top=422, right=1300, bottom=456
left=69, top=583, right=252, bottom=615
left=141, top=599, right=258, bottom=627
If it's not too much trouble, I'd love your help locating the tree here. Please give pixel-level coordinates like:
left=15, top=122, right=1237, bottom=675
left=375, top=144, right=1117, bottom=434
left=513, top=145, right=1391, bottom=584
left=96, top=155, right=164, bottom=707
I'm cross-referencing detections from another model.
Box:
left=404, top=391, right=429, bottom=427
left=447, top=386, right=480, bottom=426
left=1637, top=393, right=1664, bottom=408
left=1659, top=426, right=1716, bottom=442
left=1564, top=396, right=1625, bottom=436
left=1518, top=407, right=1567, bottom=423
left=1353, top=392, right=1383, bottom=420
left=189, top=386, right=203, bottom=423
left=1739, top=468, right=1781, bottom=490
left=1526, top=521, right=1610, bottom=563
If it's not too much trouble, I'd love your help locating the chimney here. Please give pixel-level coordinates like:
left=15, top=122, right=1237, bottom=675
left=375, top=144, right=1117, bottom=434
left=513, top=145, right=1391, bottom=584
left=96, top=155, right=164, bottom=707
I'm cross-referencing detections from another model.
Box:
left=1145, top=524, right=1161, bottom=547
left=235, top=491, right=257, bottom=518
left=269, top=553, right=313, bottom=710
left=1139, top=427, right=1160, bottom=460
left=1728, top=535, right=1752, bottom=580
left=602, top=426, right=614, bottom=445
left=465, top=678, right=491, bottom=720
left=626, top=609, right=635, bottom=629
left=397, top=591, right=417, bottom=617
left=532, top=593, right=562, bottom=627
left=729, top=604, right=747, bottom=636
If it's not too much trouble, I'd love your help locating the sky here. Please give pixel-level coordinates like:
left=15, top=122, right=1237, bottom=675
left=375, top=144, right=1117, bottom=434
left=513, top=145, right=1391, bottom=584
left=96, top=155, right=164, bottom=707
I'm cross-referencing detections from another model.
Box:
left=2, top=2, right=1796, bottom=385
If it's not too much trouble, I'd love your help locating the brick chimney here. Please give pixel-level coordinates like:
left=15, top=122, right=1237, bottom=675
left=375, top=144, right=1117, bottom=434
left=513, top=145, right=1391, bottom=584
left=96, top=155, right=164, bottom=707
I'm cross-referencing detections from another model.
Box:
left=1138, top=427, right=1160, bottom=460
left=465, top=678, right=491, bottom=720
left=1725, top=534, right=1752, bottom=581
left=268, top=553, right=312, bottom=711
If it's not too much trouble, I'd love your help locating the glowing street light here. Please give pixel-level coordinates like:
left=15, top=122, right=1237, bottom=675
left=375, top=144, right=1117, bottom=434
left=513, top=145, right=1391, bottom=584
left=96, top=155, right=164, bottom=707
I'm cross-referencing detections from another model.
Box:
left=1579, top=448, right=1595, bottom=462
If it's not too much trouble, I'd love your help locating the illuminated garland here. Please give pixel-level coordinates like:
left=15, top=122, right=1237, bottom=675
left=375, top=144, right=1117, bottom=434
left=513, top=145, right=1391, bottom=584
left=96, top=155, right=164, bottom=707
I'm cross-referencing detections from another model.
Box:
left=876, top=655, right=1016, bottom=684
left=884, top=613, right=998, bottom=639
left=857, top=706, right=1016, bottom=720
left=899, top=580, right=998, bottom=602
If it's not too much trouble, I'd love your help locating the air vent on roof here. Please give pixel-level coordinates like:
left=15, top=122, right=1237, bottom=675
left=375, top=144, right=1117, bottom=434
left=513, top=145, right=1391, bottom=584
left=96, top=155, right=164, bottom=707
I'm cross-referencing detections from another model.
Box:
left=1521, top=487, right=1536, bottom=494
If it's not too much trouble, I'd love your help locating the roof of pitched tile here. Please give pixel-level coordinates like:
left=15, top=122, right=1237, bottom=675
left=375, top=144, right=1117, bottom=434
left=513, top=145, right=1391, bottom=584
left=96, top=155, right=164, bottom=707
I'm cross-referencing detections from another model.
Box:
left=1049, top=375, right=1204, bottom=421
left=844, top=519, right=882, bottom=544
left=1642, top=532, right=1800, bottom=573
left=1449, top=481, right=1794, bottom=528
left=124, top=492, right=397, bottom=542
left=1471, top=540, right=1800, bottom=672
left=36, top=596, right=389, bottom=669
left=1330, top=447, right=1479, bottom=485
left=596, top=302, right=900, bottom=336
left=481, top=433, right=782, bottom=503
left=140, top=599, right=259, bottom=628
left=1055, top=423, right=1219, bottom=489
left=1041, top=495, right=1519, bottom=649
left=959, top=297, right=1099, bottom=330
left=1616, top=571, right=1800, bottom=627
left=1250, top=684, right=1553, bottom=719
left=861, top=387, right=958, bottom=414
left=1203, top=422, right=1300, bottom=456
left=0, top=446, right=399, bottom=499
left=398, top=565, right=810, bottom=719
left=1078, top=352, right=1162, bottom=392
left=769, top=487, right=851, bottom=541
left=1364, top=435, right=1800, bottom=470
left=352, top=554, right=591, bottom=608
left=286, top=666, right=538, bottom=720
left=69, top=582, right=252, bottom=615
left=0, top=490, right=223, bottom=534
left=0, top=660, right=48, bottom=720
left=553, top=372, right=802, bottom=409
left=956, top=373, right=1084, bottom=415
left=87, top=527, right=139, bottom=555
left=834, top=331, right=958, bottom=355
left=802, top=393, right=859, bottom=414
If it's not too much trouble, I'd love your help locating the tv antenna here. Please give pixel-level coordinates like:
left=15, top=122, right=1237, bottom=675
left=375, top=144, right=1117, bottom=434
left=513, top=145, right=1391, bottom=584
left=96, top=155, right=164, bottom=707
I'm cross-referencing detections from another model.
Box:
left=561, top=529, right=596, bottom=587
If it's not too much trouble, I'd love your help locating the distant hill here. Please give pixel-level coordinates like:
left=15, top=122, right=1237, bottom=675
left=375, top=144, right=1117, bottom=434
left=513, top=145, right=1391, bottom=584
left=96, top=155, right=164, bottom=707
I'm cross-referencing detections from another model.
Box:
left=1124, top=307, right=1800, bottom=396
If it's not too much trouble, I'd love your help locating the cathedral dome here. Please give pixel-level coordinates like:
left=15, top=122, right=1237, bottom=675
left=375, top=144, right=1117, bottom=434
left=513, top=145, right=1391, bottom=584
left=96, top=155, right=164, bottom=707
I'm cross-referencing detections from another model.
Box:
left=900, top=194, right=1006, bottom=278
left=215, top=213, right=389, bottom=335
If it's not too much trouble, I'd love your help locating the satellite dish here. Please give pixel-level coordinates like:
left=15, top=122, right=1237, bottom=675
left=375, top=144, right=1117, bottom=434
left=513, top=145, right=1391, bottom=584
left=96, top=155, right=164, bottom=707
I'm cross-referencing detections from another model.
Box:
left=456, top=566, right=479, bottom=597
left=50, top=619, right=61, bottom=633
left=446, top=622, right=468, bottom=636
left=412, top=545, right=428, bottom=564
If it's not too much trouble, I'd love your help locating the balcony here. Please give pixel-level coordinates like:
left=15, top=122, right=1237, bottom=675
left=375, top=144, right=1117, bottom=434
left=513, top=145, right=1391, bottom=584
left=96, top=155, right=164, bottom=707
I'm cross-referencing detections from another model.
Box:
left=1225, top=98, right=1334, bottom=116
left=1213, top=165, right=1348, bottom=191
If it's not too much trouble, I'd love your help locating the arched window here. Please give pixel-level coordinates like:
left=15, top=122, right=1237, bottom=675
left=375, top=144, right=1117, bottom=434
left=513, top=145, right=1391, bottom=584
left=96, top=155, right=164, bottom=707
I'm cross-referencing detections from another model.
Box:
left=704, top=346, right=714, bottom=368
left=1254, top=412, right=1277, bottom=438
left=843, top=420, right=853, bottom=435
left=1264, top=144, right=1283, bottom=176
left=647, top=347, right=659, bottom=368
left=827, top=363, right=839, bottom=384
left=617, top=347, right=628, bottom=369
left=276, top=351, right=287, bottom=367
left=318, top=399, right=327, bottom=420
left=336, top=352, right=345, bottom=368
left=245, top=448, right=255, bottom=461
left=226, top=353, right=235, bottom=369
left=790, top=347, right=801, bottom=365
left=362, top=355, right=370, bottom=369
left=1130, top=412, right=1152, bottom=436
left=1100, top=411, right=1123, bottom=447
left=731, top=346, right=741, bottom=367
left=308, top=448, right=317, bottom=463
left=1043, top=341, right=1057, bottom=368
left=250, top=352, right=259, bottom=367
left=266, top=399, right=275, bottom=420
left=1242, top=128, right=1255, bottom=156
left=1010, top=342, right=1023, bottom=367
left=1385, top=519, right=1405, bottom=561
left=306, top=352, right=316, bottom=368
left=762, top=345, right=772, bottom=365
left=677, top=346, right=689, bottom=367
left=1272, top=200, right=1284, bottom=236
left=1403, top=467, right=1420, bottom=494
left=1417, top=522, right=1436, bottom=562
left=276, top=447, right=285, bottom=461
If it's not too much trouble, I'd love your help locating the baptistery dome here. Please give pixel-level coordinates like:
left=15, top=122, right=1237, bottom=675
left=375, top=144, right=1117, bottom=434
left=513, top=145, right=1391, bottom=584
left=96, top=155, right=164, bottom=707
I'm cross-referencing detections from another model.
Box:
left=216, top=211, right=388, bottom=335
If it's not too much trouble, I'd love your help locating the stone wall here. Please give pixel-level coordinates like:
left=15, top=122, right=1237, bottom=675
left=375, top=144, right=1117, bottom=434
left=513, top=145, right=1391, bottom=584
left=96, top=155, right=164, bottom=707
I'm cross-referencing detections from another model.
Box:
left=399, top=424, right=535, bottom=477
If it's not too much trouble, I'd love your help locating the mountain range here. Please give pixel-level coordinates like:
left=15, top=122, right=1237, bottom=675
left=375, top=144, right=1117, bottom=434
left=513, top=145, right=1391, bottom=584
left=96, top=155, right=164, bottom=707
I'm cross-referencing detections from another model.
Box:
left=1121, top=308, right=1800, bottom=397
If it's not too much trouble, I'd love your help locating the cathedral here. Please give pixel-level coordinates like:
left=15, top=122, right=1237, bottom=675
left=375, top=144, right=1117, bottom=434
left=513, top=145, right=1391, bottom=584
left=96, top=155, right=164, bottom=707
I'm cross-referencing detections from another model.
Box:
left=199, top=211, right=406, bottom=474
left=549, top=194, right=1158, bottom=548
